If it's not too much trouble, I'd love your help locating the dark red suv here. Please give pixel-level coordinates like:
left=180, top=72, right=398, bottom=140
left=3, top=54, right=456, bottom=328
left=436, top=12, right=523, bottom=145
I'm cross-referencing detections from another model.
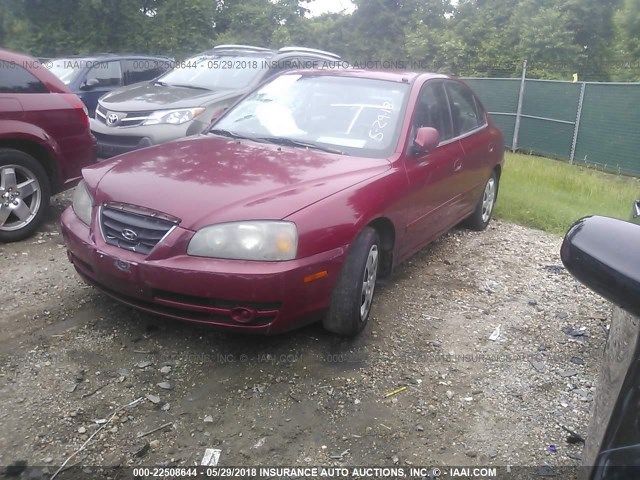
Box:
left=0, top=48, right=96, bottom=242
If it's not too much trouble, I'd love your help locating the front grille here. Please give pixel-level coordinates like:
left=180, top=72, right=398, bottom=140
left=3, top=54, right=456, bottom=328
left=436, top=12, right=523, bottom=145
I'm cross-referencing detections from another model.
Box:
left=95, top=104, right=108, bottom=123
left=93, top=131, right=147, bottom=158
left=100, top=206, right=177, bottom=254
left=152, top=290, right=280, bottom=326
left=93, top=131, right=144, bottom=146
left=95, top=105, right=153, bottom=127
left=153, top=290, right=281, bottom=312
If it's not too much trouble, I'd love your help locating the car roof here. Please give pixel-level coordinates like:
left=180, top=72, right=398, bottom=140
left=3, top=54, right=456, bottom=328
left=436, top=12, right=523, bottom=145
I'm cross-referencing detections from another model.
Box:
left=197, top=45, right=342, bottom=61
left=50, top=53, right=172, bottom=61
left=0, top=48, right=41, bottom=65
left=288, top=69, right=449, bottom=84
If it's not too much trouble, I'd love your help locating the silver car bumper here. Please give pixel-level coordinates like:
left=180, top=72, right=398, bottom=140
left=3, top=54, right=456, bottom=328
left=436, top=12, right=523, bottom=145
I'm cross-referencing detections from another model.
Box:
left=90, top=118, right=210, bottom=158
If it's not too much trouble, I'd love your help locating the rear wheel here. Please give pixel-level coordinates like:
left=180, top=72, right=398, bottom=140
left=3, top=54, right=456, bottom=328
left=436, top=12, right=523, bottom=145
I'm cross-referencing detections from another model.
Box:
left=0, top=149, right=50, bottom=243
left=323, top=227, right=380, bottom=336
left=465, top=171, right=498, bottom=231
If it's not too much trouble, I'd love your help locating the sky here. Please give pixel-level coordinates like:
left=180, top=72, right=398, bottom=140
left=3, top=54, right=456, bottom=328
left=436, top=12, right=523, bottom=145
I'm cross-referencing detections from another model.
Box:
left=305, top=0, right=355, bottom=17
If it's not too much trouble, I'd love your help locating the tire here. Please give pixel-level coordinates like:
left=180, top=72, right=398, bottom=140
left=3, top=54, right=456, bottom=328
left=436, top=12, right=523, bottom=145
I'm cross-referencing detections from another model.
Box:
left=323, top=227, right=380, bottom=336
left=0, top=149, right=51, bottom=242
left=465, top=171, right=498, bottom=231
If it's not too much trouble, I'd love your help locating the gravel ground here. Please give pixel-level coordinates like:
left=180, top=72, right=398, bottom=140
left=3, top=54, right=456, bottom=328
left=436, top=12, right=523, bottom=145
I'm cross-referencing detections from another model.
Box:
left=0, top=192, right=610, bottom=476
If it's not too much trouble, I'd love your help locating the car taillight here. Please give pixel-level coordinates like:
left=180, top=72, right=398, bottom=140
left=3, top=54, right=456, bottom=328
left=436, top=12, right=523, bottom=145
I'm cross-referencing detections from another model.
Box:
left=62, top=94, right=90, bottom=130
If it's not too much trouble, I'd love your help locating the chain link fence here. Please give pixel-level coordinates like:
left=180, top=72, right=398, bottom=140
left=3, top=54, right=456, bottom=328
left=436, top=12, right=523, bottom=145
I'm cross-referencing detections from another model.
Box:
left=463, top=64, right=640, bottom=176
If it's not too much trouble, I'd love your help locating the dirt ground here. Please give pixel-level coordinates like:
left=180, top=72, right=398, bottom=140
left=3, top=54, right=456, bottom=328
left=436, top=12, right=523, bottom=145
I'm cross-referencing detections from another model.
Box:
left=0, top=192, right=610, bottom=476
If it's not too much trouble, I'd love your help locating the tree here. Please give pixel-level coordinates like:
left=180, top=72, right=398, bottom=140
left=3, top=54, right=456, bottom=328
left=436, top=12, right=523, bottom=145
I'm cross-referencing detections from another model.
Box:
left=145, top=0, right=217, bottom=57
left=214, top=0, right=308, bottom=48
left=612, top=0, right=640, bottom=78
left=512, top=1, right=581, bottom=79
left=561, top=0, right=622, bottom=80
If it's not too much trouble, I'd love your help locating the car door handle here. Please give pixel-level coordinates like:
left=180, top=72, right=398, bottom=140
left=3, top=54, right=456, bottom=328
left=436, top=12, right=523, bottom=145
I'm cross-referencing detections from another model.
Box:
left=453, top=158, right=463, bottom=172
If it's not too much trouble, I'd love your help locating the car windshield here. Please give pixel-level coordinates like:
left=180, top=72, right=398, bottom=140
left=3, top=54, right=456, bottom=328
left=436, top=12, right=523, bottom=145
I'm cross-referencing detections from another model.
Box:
left=47, top=58, right=83, bottom=85
left=213, top=74, right=410, bottom=157
left=157, top=55, right=264, bottom=91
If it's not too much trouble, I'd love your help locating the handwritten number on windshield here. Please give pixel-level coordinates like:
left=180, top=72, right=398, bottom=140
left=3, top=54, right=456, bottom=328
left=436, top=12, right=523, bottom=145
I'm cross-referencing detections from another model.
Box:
left=368, top=102, right=393, bottom=142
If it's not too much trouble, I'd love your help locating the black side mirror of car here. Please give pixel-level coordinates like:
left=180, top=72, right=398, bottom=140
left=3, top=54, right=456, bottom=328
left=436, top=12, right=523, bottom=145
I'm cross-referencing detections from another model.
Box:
left=80, top=78, right=100, bottom=91
left=412, top=127, right=440, bottom=155
left=561, top=216, right=640, bottom=318
left=561, top=215, right=640, bottom=479
left=632, top=200, right=640, bottom=224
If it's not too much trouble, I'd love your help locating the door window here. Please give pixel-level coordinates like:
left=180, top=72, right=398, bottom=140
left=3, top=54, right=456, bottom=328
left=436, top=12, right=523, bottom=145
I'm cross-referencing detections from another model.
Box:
left=412, top=81, right=453, bottom=142
left=85, top=61, right=122, bottom=88
left=445, top=81, right=484, bottom=136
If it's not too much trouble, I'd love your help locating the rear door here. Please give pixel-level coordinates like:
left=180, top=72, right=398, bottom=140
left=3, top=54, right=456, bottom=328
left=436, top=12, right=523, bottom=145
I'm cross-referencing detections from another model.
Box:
left=444, top=80, right=495, bottom=215
left=401, top=79, right=465, bottom=256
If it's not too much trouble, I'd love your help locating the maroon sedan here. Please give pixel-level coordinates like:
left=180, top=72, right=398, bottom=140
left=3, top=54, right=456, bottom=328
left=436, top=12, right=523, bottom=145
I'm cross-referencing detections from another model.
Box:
left=1, top=48, right=96, bottom=242
left=61, top=70, right=503, bottom=335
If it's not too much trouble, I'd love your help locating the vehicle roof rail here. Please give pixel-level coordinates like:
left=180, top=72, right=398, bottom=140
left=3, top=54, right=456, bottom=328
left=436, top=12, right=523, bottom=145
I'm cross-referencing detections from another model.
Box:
left=278, top=47, right=341, bottom=59
left=213, top=45, right=273, bottom=53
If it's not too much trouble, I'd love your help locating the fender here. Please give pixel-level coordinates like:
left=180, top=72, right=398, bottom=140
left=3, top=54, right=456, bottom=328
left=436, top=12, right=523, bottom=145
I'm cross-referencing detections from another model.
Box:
left=0, top=119, right=63, bottom=187
left=0, top=119, right=61, bottom=157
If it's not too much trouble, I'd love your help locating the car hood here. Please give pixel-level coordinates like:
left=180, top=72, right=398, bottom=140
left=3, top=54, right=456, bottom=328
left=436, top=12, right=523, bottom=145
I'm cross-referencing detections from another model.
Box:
left=99, top=82, right=240, bottom=111
left=84, top=136, right=390, bottom=231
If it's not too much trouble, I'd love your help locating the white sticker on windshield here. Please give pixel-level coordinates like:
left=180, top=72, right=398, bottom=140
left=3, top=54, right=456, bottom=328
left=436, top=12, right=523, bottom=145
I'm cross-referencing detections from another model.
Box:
left=256, top=103, right=305, bottom=137
left=316, top=137, right=367, bottom=148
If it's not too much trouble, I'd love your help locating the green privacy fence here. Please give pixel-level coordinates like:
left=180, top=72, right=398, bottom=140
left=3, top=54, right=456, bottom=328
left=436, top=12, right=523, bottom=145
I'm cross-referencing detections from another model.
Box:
left=463, top=75, right=640, bottom=176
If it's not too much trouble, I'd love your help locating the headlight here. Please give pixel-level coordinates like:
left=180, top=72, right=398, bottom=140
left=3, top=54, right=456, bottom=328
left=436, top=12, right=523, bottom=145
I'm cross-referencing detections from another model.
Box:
left=143, top=108, right=205, bottom=125
left=72, top=181, right=93, bottom=225
left=187, top=221, right=298, bottom=261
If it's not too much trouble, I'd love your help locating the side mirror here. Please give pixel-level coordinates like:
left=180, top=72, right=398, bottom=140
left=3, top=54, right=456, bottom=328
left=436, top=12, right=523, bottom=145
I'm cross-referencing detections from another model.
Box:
left=561, top=214, right=640, bottom=478
left=561, top=215, right=640, bottom=318
left=209, top=106, right=229, bottom=125
left=632, top=200, right=640, bottom=224
left=413, top=127, right=440, bottom=154
left=80, top=78, right=100, bottom=91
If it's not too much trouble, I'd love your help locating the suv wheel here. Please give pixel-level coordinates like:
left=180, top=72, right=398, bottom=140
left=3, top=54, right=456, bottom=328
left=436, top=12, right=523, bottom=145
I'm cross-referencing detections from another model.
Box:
left=0, top=149, right=50, bottom=242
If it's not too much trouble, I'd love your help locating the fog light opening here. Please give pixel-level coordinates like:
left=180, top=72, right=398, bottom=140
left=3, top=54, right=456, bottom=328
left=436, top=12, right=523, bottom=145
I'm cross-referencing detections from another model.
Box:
left=230, top=307, right=257, bottom=324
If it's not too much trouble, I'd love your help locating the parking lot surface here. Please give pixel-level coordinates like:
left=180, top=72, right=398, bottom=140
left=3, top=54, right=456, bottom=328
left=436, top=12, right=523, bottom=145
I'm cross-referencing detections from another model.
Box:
left=0, top=192, right=608, bottom=472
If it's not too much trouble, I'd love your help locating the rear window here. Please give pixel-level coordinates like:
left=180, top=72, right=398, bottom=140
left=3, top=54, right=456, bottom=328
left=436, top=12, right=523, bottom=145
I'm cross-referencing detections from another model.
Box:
left=0, top=62, right=49, bottom=93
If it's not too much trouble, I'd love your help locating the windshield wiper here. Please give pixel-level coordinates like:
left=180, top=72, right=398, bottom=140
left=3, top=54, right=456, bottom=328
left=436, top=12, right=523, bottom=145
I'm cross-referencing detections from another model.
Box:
left=257, top=137, right=347, bottom=155
left=209, top=129, right=258, bottom=141
left=168, top=84, right=212, bottom=91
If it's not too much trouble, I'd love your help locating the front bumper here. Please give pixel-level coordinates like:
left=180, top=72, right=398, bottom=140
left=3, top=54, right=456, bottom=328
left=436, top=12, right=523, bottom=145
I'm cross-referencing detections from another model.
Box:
left=60, top=207, right=346, bottom=334
left=90, top=118, right=209, bottom=158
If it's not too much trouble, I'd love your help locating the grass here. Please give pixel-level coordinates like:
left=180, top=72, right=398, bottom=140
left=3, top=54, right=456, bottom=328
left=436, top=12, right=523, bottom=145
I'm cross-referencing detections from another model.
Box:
left=493, top=152, right=640, bottom=235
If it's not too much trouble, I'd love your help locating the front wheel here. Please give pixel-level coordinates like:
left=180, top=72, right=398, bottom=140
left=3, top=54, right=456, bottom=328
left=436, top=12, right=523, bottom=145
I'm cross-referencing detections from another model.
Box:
left=0, top=149, right=50, bottom=243
left=323, top=227, right=380, bottom=336
left=465, top=171, right=498, bottom=231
